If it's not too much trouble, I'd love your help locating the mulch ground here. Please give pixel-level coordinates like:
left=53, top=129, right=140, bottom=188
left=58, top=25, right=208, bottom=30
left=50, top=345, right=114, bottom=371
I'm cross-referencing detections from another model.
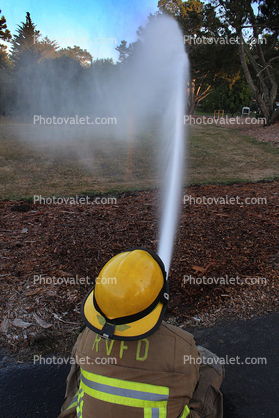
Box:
left=1, top=179, right=279, bottom=359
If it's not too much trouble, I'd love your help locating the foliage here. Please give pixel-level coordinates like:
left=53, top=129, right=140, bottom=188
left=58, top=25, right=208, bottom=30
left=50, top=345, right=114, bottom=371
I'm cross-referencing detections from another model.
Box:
left=57, top=45, right=93, bottom=67
left=115, top=40, right=132, bottom=64
left=11, top=12, right=41, bottom=66
left=157, top=0, right=246, bottom=114
left=0, top=9, right=11, bottom=41
left=0, top=5, right=262, bottom=121
left=202, top=75, right=253, bottom=115
left=214, top=0, right=279, bottom=124
left=0, top=10, right=13, bottom=114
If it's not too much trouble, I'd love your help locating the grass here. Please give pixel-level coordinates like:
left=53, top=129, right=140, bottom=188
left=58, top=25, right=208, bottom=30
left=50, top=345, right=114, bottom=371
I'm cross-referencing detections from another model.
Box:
left=188, top=124, right=279, bottom=185
left=0, top=123, right=278, bottom=200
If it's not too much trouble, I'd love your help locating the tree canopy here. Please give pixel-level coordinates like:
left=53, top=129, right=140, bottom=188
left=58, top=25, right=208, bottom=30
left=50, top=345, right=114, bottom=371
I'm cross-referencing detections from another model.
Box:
left=213, top=0, right=279, bottom=124
left=0, top=4, right=277, bottom=123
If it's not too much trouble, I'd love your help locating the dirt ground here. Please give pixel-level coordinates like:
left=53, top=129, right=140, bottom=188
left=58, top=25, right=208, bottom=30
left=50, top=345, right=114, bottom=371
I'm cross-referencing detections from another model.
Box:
left=202, top=115, right=279, bottom=148
left=233, top=118, right=279, bottom=148
left=0, top=178, right=278, bottom=359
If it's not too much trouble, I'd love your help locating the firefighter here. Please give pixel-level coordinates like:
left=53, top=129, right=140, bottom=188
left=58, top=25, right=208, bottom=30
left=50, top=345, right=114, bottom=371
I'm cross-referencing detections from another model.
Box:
left=58, top=248, right=224, bottom=418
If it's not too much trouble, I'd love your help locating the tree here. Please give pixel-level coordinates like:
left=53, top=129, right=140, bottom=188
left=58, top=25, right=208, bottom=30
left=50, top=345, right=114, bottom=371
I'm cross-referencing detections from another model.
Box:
left=215, top=0, right=279, bottom=125
left=11, top=12, right=41, bottom=66
left=0, top=10, right=13, bottom=114
left=0, top=44, right=11, bottom=69
left=11, top=12, right=58, bottom=66
left=0, top=9, right=11, bottom=41
left=57, top=45, right=93, bottom=67
left=157, top=0, right=242, bottom=114
left=10, top=12, right=62, bottom=117
left=0, top=10, right=12, bottom=69
left=37, top=36, right=59, bottom=61
left=186, top=39, right=242, bottom=114
left=115, top=40, right=132, bottom=64
left=202, top=74, right=253, bottom=115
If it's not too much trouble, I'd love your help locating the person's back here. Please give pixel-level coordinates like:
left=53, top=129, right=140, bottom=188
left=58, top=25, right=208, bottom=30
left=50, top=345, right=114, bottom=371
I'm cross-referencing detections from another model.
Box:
left=58, top=248, right=224, bottom=418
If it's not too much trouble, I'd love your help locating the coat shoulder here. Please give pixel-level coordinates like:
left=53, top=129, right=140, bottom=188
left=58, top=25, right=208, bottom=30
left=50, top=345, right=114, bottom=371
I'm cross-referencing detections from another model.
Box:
left=160, top=321, right=196, bottom=346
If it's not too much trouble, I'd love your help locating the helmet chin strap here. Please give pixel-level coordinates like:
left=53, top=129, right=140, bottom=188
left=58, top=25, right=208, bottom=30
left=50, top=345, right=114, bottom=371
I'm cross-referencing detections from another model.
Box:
left=101, top=322, right=116, bottom=340
left=93, top=279, right=169, bottom=327
left=82, top=248, right=169, bottom=341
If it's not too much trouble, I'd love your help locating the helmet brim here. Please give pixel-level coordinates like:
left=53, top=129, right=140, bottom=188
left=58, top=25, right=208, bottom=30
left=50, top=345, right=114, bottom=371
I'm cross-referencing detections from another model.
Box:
left=81, top=286, right=167, bottom=341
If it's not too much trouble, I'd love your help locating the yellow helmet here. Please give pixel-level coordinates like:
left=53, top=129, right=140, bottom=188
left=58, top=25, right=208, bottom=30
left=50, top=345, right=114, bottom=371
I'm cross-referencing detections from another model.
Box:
left=81, top=248, right=169, bottom=340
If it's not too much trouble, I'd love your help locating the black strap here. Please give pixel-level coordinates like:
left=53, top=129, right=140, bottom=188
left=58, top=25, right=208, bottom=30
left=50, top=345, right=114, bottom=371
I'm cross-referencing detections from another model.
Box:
left=101, top=322, right=116, bottom=339
left=93, top=280, right=169, bottom=326
left=94, top=248, right=169, bottom=338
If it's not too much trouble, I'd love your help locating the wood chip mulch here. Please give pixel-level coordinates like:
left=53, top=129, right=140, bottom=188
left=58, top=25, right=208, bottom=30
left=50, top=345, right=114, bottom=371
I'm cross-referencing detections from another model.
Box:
left=0, top=180, right=279, bottom=357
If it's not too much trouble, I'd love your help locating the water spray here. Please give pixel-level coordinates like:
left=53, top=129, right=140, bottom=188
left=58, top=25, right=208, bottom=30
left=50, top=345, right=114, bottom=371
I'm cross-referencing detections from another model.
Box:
left=153, top=19, right=188, bottom=275
left=122, top=15, right=188, bottom=275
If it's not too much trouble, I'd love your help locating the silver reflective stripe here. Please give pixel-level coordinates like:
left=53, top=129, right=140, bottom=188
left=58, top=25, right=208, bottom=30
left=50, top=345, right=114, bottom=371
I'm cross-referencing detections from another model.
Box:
left=81, top=373, right=169, bottom=402
left=77, top=388, right=83, bottom=418
left=152, top=408, right=160, bottom=418
left=68, top=393, right=78, bottom=408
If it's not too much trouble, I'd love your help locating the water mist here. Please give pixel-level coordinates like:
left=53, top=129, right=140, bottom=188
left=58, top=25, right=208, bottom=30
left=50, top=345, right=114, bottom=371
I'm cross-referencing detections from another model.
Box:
left=140, top=17, right=188, bottom=274
left=119, top=15, right=188, bottom=274
left=12, top=15, right=188, bottom=276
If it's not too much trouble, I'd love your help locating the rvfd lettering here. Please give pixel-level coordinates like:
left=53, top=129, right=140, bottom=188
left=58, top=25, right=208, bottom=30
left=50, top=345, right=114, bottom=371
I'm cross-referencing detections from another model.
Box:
left=92, top=335, right=149, bottom=361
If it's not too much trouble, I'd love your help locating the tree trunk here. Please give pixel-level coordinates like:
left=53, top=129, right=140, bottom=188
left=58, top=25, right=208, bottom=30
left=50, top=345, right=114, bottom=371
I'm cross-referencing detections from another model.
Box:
left=187, top=79, right=212, bottom=115
left=237, top=31, right=271, bottom=124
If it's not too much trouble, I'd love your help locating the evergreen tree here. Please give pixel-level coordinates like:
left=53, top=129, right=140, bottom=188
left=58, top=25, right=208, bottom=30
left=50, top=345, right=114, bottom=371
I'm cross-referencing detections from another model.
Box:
left=0, top=9, right=11, bottom=41
left=57, top=45, right=93, bottom=67
left=0, top=10, right=12, bottom=69
left=11, top=12, right=41, bottom=66
left=37, top=36, right=59, bottom=61
left=0, top=10, right=13, bottom=114
left=115, top=40, right=132, bottom=64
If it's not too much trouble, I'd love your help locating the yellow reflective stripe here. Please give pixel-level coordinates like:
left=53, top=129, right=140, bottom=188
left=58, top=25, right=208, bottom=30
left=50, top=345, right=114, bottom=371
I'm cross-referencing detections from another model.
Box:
left=144, top=406, right=167, bottom=418
left=80, top=368, right=169, bottom=409
left=76, top=388, right=84, bottom=418
left=80, top=379, right=168, bottom=408
left=82, top=368, right=169, bottom=397
left=158, top=407, right=167, bottom=418
left=66, top=392, right=79, bottom=410
left=145, top=409, right=152, bottom=418
left=180, top=405, right=190, bottom=418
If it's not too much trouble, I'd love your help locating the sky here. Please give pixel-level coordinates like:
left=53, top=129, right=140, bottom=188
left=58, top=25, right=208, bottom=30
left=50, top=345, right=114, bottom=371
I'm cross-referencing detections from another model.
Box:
left=1, top=0, right=159, bottom=62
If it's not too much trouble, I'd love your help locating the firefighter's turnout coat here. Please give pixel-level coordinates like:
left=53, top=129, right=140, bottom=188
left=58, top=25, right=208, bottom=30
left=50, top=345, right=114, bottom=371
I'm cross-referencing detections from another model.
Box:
left=58, top=321, right=224, bottom=418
